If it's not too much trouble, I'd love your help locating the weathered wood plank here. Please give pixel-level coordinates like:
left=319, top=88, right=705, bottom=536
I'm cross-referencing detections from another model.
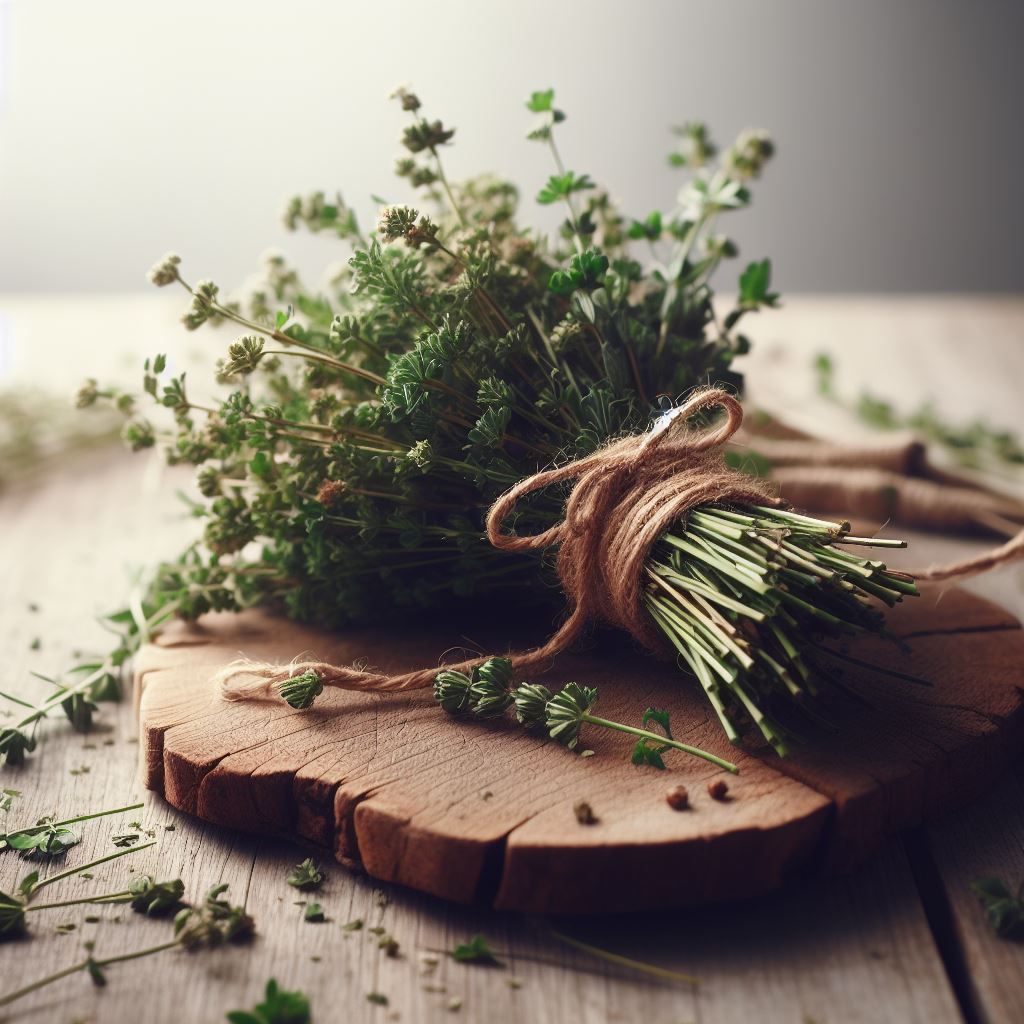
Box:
left=135, top=583, right=1024, bottom=915
left=0, top=449, right=967, bottom=1023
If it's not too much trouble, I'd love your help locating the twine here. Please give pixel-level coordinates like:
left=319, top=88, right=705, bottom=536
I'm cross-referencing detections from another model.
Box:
left=216, top=388, right=774, bottom=701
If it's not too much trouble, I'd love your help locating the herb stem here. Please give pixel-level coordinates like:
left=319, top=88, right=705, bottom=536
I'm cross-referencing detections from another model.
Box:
left=547, top=927, right=699, bottom=986
left=3, top=802, right=144, bottom=842
left=26, top=888, right=132, bottom=911
left=30, top=841, right=156, bottom=895
left=580, top=714, right=738, bottom=773
left=0, top=940, right=180, bottom=1008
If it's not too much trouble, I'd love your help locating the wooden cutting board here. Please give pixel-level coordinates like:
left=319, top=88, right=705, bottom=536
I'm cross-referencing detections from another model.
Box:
left=134, top=585, right=1024, bottom=915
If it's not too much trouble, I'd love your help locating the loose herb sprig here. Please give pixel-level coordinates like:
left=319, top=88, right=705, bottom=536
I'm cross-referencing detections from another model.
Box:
left=433, top=657, right=739, bottom=773
left=1, top=871, right=182, bottom=940
left=1, top=592, right=175, bottom=765
left=0, top=883, right=253, bottom=1007
left=0, top=801, right=143, bottom=853
left=815, top=353, right=1024, bottom=471
left=81, top=87, right=915, bottom=752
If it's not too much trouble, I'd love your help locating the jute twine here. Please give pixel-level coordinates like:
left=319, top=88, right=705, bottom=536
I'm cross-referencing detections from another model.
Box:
left=216, top=388, right=775, bottom=700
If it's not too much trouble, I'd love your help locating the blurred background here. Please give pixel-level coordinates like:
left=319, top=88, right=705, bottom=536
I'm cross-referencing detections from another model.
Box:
left=0, top=0, right=1022, bottom=536
left=1, top=0, right=1023, bottom=295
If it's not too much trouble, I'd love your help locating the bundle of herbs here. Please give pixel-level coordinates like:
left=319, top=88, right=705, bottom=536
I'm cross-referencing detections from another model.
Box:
left=79, top=88, right=917, bottom=761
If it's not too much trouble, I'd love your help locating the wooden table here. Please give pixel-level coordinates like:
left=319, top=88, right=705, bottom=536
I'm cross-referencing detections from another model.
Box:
left=1, top=296, right=1022, bottom=1023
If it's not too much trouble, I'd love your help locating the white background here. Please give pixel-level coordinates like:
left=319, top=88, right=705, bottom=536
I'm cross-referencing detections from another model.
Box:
left=1, top=0, right=1022, bottom=294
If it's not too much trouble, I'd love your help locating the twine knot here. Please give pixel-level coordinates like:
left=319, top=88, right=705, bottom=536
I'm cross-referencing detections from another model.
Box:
left=485, top=387, right=775, bottom=654
left=217, top=388, right=775, bottom=701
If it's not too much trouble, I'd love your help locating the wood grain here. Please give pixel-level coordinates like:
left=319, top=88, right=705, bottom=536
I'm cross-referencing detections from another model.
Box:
left=135, top=584, right=1024, bottom=916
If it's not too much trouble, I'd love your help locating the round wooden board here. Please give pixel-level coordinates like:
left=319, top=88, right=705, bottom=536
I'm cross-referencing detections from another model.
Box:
left=134, top=584, right=1024, bottom=915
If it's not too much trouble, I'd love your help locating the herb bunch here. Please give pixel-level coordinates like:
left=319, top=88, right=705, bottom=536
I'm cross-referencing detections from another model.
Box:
left=83, top=87, right=914, bottom=753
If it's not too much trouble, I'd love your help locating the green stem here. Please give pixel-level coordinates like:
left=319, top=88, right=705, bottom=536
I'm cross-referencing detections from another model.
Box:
left=3, top=802, right=143, bottom=842
left=8, top=664, right=115, bottom=734
left=29, top=841, right=156, bottom=896
left=0, top=690, right=37, bottom=710
left=580, top=714, right=738, bottom=773
left=26, top=887, right=132, bottom=911
left=429, top=145, right=466, bottom=227
left=0, top=940, right=179, bottom=1007
left=546, top=136, right=584, bottom=253
left=547, top=927, right=699, bottom=986
left=263, top=349, right=385, bottom=387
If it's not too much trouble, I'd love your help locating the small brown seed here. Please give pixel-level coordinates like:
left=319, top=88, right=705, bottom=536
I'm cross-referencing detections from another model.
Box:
left=707, top=779, right=729, bottom=801
left=573, top=799, right=598, bottom=825
left=665, top=784, right=689, bottom=810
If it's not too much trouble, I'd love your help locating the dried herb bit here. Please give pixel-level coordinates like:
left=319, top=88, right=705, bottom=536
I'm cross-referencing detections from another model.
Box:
left=227, top=978, right=311, bottom=1024
left=573, top=799, right=598, bottom=825
left=111, top=833, right=141, bottom=848
left=665, top=785, right=689, bottom=811
left=366, top=992, right=389, bottom=1006
left=707, top=779, right=730, bottom=801
left=175, top=884, right=256, bottom=948
left=971, top=877, right=1024, bottom=938
left=342, top=918, right=364, bottom=932
left=127, top=875, right=186, bottom=916
left=303, top=902, right=325, bottom=923
left=286, top=858, right=323, bottom=891
left=450, top=934, right=502, bottom=967
left=377, top=933, right=400, bottom=957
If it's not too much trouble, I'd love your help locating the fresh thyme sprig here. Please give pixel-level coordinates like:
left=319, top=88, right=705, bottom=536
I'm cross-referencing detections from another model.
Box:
left=433, top=658, right=739, bottom=773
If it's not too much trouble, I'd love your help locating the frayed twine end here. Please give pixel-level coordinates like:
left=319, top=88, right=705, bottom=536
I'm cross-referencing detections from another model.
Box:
left=213, top=655, right=323, bottom=707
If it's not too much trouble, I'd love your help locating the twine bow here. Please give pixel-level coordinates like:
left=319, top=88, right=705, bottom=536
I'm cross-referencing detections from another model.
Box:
left=218, top=387, right=775, bottom=701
